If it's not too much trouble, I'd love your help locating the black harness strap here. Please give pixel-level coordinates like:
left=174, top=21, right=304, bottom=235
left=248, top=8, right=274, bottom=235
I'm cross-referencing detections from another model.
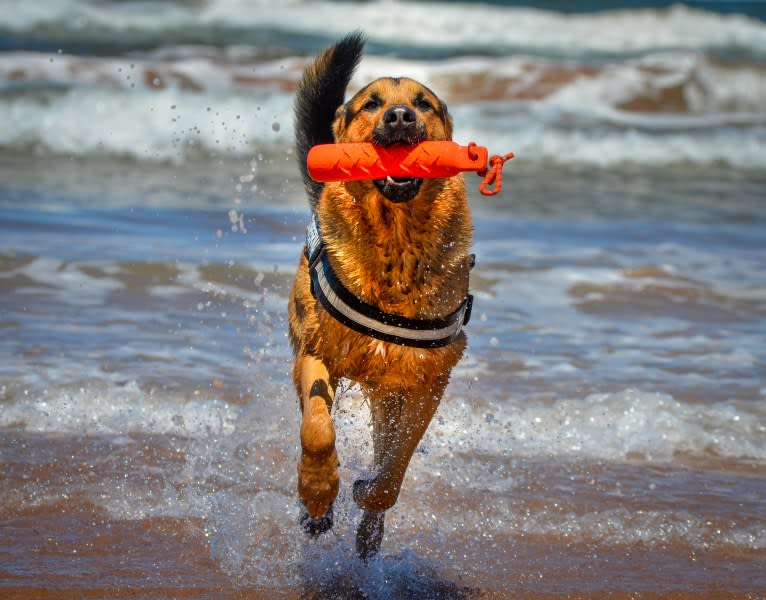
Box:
left=305, top=213, right=472, bottom=349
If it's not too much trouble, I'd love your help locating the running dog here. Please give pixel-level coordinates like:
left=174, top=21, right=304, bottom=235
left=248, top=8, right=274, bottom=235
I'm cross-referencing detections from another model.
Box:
left=289, top=32, right=473, bottom=560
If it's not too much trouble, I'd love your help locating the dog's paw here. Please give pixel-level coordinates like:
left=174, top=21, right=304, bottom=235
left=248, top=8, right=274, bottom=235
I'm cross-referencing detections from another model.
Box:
left=356, top=509, right=385, bottom=562
left=298, top=447, right=340, bottom=519
left=300, top=503, right=334, bottom=538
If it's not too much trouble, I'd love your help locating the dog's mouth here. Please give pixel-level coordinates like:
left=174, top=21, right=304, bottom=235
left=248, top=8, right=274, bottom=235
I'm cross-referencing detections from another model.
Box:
left=372, top=175, right=424, bottom=203
left=370, top=136, right=425, bottom=202
left=369, top=113, right=427, bottom=201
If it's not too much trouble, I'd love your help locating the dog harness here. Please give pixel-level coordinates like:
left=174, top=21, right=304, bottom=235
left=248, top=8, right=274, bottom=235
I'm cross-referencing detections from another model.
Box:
left=305, top=213, right=473, bottom=348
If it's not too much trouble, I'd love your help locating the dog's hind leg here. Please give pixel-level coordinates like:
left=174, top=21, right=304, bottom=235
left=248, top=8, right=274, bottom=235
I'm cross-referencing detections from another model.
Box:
left=295, top=353, right=339, bottom=536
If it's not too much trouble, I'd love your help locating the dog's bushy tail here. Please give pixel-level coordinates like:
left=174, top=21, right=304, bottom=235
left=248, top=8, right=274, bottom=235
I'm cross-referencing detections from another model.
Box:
left=294, top=32, right=365, bottom=209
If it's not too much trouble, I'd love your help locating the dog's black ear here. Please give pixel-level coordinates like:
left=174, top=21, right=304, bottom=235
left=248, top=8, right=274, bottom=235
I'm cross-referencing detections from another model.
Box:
left=294, top=32, right=366, bottom=208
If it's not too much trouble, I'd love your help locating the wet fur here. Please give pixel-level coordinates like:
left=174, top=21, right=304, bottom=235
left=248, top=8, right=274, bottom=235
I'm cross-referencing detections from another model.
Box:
left=289, top=32, right=473, bottom=560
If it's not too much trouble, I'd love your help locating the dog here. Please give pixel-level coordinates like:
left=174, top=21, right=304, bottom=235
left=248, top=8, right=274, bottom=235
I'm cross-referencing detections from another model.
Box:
left=289, top=32, right=474, bottom=560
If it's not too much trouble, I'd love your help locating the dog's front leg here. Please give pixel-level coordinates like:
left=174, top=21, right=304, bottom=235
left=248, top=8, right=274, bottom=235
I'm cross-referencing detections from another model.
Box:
left=294, top=353, right=338, bottom=536
left=354, top=392, right=403, bottom=561
left=354, top=378, right=447, bottom=559
left=354, top=381, right=445, bottom=511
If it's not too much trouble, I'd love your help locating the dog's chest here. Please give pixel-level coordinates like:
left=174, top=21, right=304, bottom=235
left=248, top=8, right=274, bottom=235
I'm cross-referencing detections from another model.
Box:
left=312, top=309, right=462, bottom=392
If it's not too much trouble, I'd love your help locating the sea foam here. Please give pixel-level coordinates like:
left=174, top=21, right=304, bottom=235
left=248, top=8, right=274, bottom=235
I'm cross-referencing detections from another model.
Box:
left=5, top=1, right=766, bottom=58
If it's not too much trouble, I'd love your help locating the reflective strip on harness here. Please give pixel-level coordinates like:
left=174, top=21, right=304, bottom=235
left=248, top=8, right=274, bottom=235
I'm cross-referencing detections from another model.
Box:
left=305, top=214, right=472, bottom=349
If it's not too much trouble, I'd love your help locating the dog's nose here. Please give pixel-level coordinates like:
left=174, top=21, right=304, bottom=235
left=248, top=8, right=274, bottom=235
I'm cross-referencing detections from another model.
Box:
left=383, top=105, right=416, bottom=129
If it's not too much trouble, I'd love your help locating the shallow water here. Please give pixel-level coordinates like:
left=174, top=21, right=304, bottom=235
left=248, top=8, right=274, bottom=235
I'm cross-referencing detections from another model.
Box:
left=2, top=152, right=764, bottom=598
left=2, top=1, right=766, bottom=598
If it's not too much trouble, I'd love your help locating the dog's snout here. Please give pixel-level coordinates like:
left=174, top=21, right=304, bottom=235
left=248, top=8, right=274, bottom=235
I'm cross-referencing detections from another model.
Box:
left=383, top=105, right=417, bottom=129
left=372, top=99, right=426, bottom=148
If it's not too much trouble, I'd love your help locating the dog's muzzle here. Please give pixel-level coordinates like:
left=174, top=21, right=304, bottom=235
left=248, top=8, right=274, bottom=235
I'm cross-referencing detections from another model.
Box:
left=373, top=175, right=424, bottom=202
left=371, top=105, right=426, bottom=202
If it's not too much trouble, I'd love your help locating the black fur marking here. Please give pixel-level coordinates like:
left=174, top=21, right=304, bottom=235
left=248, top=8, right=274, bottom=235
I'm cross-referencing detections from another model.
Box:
left=345, top=91, right=384, bottom=128
left=294, top=32, right=366, bottom=209
left=414, top=91, right=432, bottom=111
left=364, top=92, right=384, bottom=112
left=309, top=379, right=333, bottom=408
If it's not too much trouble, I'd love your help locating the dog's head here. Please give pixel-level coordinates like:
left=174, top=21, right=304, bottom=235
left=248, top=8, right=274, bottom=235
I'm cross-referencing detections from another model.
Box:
left=333, top=77, right=453, bottom=203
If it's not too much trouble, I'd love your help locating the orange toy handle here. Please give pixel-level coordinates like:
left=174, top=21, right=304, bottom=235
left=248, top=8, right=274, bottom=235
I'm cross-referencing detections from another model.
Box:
left=307, top=141, right=489, bottom=183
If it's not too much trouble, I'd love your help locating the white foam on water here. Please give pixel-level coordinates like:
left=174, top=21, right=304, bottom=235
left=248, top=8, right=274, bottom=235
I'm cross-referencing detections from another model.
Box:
left=208, top=489, right=305, bottom=589
left=200, top=388, right=766, bottom=588
left=427, top=388, right=766, bottom=463
left=7, top=49, right=766, bottom=115
left=9, top=378, right=763, bottom=464
left=5, top=377, right=762, bottom=590
left=0, top=381, right=239, bottom=437
left=5, top=1, right=766, bottom=57
left=3, top=45, right=766, bottom=169
left=3, top=82, right=763, bottom=169
left=0, top=86, right=292, bottom=163
left=0, top=50, right=304, bottom=94
left=454, top=107, right=766, bottom=169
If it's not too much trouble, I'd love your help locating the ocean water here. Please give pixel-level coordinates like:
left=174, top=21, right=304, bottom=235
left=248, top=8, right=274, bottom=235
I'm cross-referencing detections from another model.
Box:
left=1, top=1, right=765, bottom=598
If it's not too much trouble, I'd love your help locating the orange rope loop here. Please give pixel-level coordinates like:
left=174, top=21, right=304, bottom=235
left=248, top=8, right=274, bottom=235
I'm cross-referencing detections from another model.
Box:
left=478, top=152, right=515, bottom=196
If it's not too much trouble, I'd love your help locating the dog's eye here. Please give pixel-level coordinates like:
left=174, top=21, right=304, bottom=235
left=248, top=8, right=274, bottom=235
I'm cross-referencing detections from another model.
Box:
left=415, top=98, right=433, bottom=112
left=362, top=99, right=380, bottom=112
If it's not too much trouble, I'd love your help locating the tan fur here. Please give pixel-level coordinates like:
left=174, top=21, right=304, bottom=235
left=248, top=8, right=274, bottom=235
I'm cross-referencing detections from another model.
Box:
left=289, top=49, right=473, bottom=558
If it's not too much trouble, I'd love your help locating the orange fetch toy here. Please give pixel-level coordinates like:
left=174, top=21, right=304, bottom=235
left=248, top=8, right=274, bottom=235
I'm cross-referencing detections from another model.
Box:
left=306, top=141, right=515, bottom=196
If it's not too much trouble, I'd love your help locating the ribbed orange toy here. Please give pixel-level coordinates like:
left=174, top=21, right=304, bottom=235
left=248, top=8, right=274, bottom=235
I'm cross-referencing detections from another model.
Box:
left=307, top=141, right=487, bottom=181
left=306, top=141, right=514, bottom=196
